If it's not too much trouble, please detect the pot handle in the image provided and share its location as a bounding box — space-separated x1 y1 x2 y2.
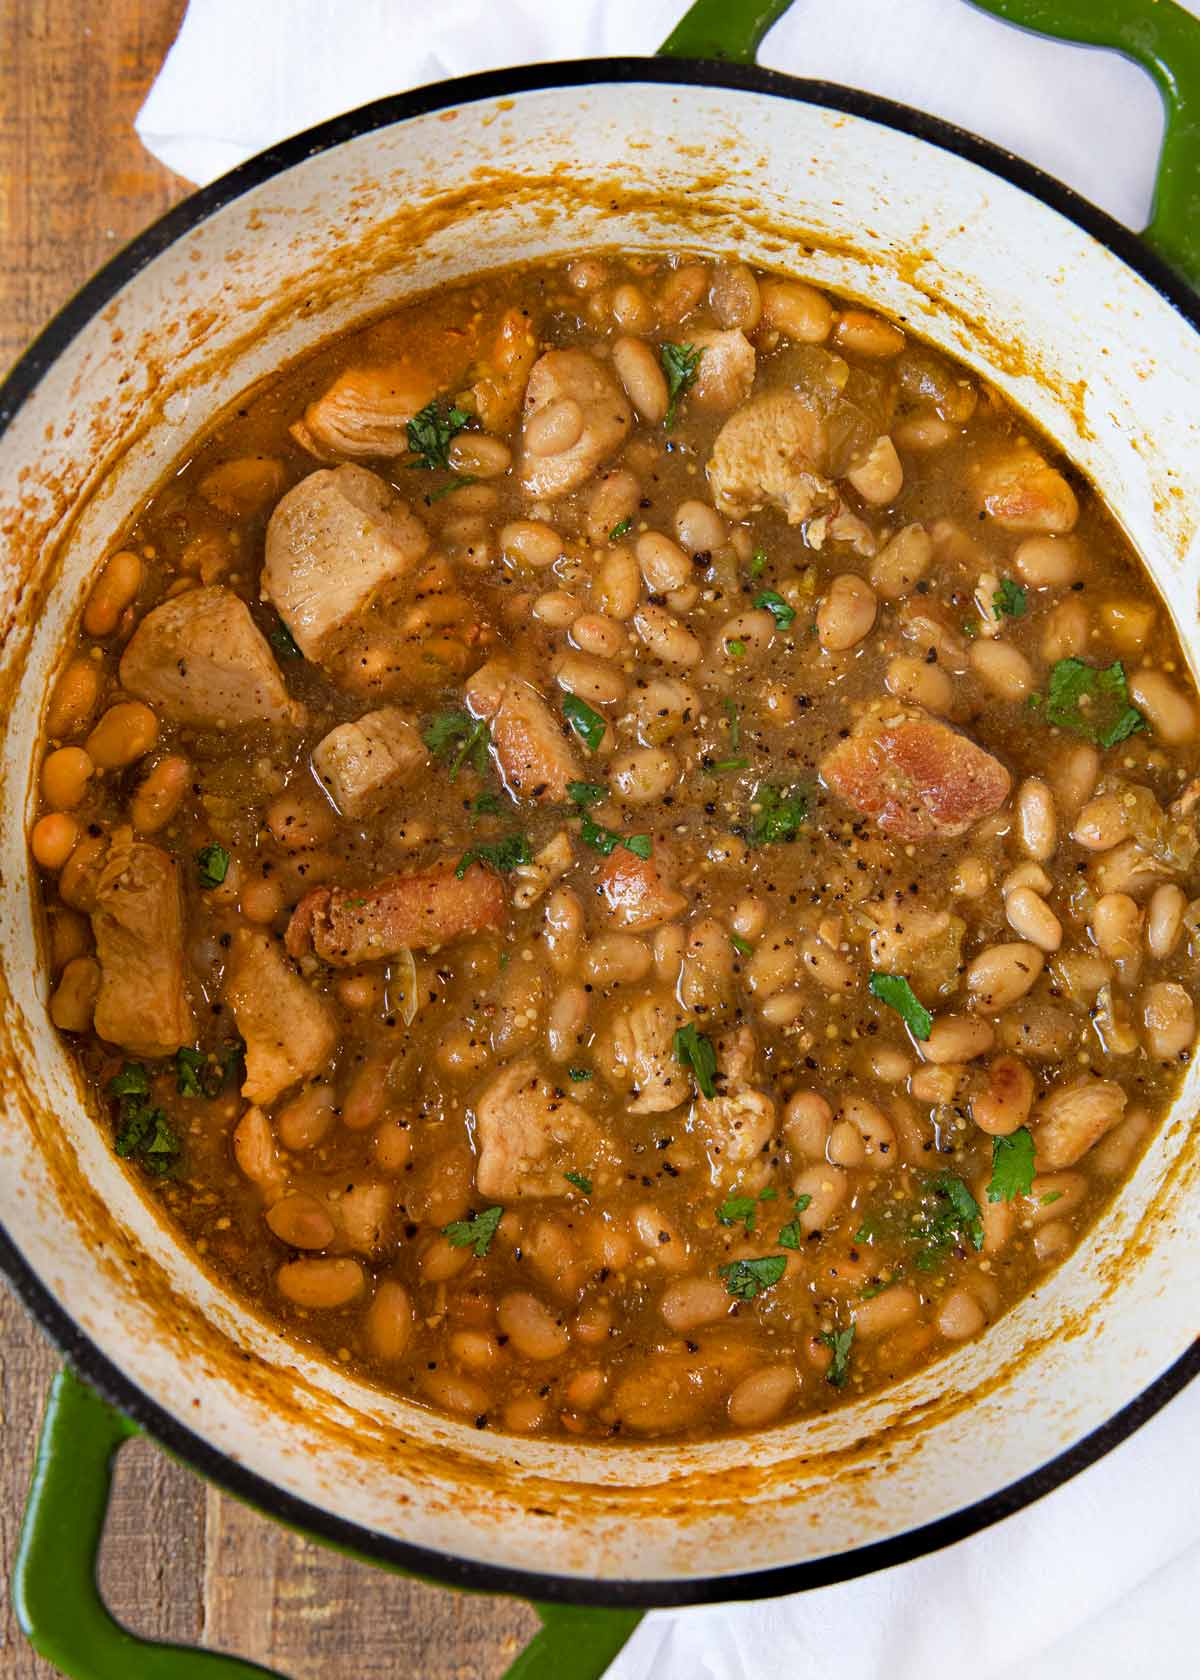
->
13 1366 280 1679
659 0 1200 291
15 1367 643 1680
966 0 1200 289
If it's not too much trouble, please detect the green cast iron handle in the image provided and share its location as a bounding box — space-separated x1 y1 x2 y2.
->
661 0 1200 292
14 1369 642 1680
14 4 1200 1678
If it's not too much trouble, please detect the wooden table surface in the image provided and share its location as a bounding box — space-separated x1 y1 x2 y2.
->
0 4 539 1673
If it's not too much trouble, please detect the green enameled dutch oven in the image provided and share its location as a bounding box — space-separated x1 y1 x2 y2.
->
1 1 1198 1675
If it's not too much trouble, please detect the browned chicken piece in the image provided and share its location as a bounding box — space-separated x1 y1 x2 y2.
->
821 702 1012 843
974 443 1078 533
224 927 337 1107
899 596 971 674
517 349 632 499
706 388 836 524
596 848 688 930
474 1058 615 1198
689 329 756 411
291 365 440 460
1033 1077 1126 1171
262 465 430 661
90 831 193 1058
470 307 539 434
287 860 505 966
689 1025 775 1188
197 455 287 516
119 586 303 731
311 706 428 818
463 658 580 802
860 897 966 996
593 991 689 1114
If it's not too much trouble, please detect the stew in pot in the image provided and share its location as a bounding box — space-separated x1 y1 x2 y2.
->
32 252 1199 1438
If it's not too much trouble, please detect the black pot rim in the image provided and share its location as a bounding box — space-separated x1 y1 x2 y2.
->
1 54 1197 1613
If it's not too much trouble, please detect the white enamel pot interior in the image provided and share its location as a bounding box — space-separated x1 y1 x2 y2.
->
0 64 1198 1604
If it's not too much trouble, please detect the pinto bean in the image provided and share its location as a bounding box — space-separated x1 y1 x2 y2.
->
727 1365 798 1428
660 1277 730 1332
276 1257 364 1309
498 1292 569 1360
365 1281 413 1361
46 656 101 738
83 550 142 637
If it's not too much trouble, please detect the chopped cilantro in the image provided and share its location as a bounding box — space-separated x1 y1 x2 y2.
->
988 1126 1036 1203
673 1023 718 1099
753 590 796 631
471 791 502 818
962 618 979 638
720 1255 787 1301
109 1062 179 1178
1041 1190 1064 1206
195 843 229 889
175 1042 243 1099
444 1205 504 1257
747 782 812 847
819 1324 855 1389
716 1188 776 1234
422 710 490 781
1045 658 1146 748
660 341 702 427
566 781 608 808
867 972 933 1041
723 696 742 751
993 578 1027 619
564 1170 593 1195
268 620 302 659
562 692 606 753
567 1067 592 1082
579 814 652 860
856 1174 983 1272
427 473 481 503
778 1193 813 1250
725 638 747 659
749 546 768 579
608 516 633 541
456 834 531 878
175 1047 206 1098
108 1063 149 1100
730 932 753 957
703 756 750 775
406 400 470 470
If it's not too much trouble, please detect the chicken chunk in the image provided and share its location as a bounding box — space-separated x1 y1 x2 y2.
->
511 830 573 911
860 897 966 996
90 831 193 1058
119 586 303 731
518 350 632 499
596 848 688 931
974 443 1078 534
1034 1077 1126 1171
290 365 439 460
706 388 836 525
821 703 1011 843
287 860 505 966
224 928 337 1107
463 659 580 802
688 1026 775 1189
262 465 430 661
690 329 756 411
473 1058 614 1199
593 991 689 1114
311 707 428 818
471 307 539 434
197 455 287 517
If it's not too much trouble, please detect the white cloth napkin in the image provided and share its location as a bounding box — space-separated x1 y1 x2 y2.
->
134 3 1200 1675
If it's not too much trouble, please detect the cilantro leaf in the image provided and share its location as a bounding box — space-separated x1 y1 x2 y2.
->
567 1067 592 1081
749 546 768 579
195 843 229 889
660 341 702 427
716 1194 760 1233
723 696 742 751
456 835 530 878
564 1170 593 1195
993 578 1027 620
471 791 501 818
567 781 608 808
175 1047 206 1098
753 590 796 631
778 1193 813 1250
856 1174 982 1273
268 619 302 659
108 1063 149 1100
725 638 746 659
868 972 933 1041
444 1205 504 1257
423 710 491 780
1046 658 1146 748
730 932 752 957
747 783 813 848
988 1126 1036 1203
673 1023 718 1099
719 1255 787 1301
608 516 633 541
819 1324 855 1389
426 474 480 503
579 814 652 860
109 1063 180 1178
406 401 470 470
562 692 606 753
